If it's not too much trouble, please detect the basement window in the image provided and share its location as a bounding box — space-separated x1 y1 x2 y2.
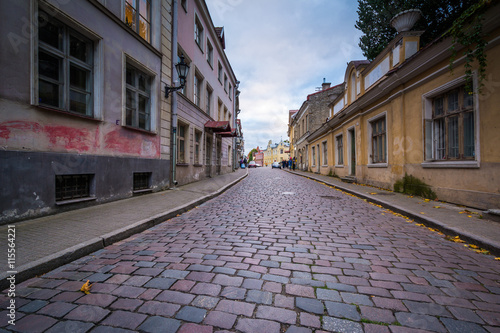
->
133 172 151 192
55 174 94 203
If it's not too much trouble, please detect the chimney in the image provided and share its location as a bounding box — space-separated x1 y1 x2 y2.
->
322 78 331 90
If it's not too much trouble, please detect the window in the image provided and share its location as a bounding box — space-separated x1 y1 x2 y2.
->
55 174 93 202
133 172 151 191
194 73 202 107
224 74 228 92
181 0 187 12
194 130 201 164
124 0 151 42
229 84 232 100
280 149 283 154
336 135 344 165
206 86 212 115
218 62 222 83
38 10 94 116
207 39 213 67
370 116 386 164
194 16 204 49
312 146 316 166
228 146 232 166
322 141 328 165
224 107 228 121
126 63 151 131
431 86 474 160
218 100 223 121
178 123 187 163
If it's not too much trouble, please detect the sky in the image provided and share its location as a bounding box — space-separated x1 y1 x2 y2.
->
205 0 366 155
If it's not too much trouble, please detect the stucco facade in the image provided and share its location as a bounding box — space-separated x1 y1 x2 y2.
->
306 5 500 209
263 140 290 166
0 0 171 223
174 0 238 185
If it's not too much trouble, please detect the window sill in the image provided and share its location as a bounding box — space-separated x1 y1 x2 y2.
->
421 161 479 169
368 163 388 168
335 165 344 168
55 196 96 206
36 105 101 122
122 125 157 135
133 189 152 195
176 163 189 167
193 164 203 167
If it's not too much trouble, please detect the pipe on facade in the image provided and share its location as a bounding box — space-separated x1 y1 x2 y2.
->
171 0 179 187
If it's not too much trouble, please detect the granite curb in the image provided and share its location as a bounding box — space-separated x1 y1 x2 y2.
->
0 169 248 291
286 170 500 256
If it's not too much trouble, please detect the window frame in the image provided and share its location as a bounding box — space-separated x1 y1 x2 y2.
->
177 122 188 164
311 146 316 167
335 134 344 166
206 39 213 68
124 60 153 131
206 84 213 115
194 15 204 51
194 129 202 165
124 0 151 43
36 9 97 118
194 71 203 108
422 77 480 169
322 141 328 166
367 112 388 167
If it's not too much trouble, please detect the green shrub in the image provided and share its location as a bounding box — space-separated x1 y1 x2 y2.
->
394 173 437 200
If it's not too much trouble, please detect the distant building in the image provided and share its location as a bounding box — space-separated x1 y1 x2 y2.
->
263 140 290 166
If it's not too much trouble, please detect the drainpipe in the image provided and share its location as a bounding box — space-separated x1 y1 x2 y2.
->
171 0 179 187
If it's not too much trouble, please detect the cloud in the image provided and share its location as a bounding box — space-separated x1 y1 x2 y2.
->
206 0 365 154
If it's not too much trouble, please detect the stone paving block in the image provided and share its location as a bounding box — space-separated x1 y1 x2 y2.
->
402 300 451 318
156 290 195 305
18 300 48 313
296 297 324 315
186 271 216 282
64 305 110 322
246 290 273 304
76 293 117 307
441 317 488 333
324 301 360 321
391 291 433 303
187 264 214 272
45 320 94 333
38 301 77 318
101 310 147 330
192 295 220 309
340 292 374 306
256 305 296 324
274 294 295 309
362 323 391 333
322 316 363 333
122 275 152 287
448 306 485 324
220 287 246 300
110 285 146 298
316 288 341 302
203 310 237 329
262 274 289 284
161 269 190 279
286 284 315 298
50 291 84 303
178 323 213 333
477 310 500 326
325 282 357 292
299 312 321 328
395 312 446 332
7 314 57 333
175 306 207 323
109 298 143 311
191 283 221 296
170 279 196 292
285 326 312 333
237 270 261 279
213 274 243 287
137 301 180 316
143 277 176 290
241 278 263 290
215 300 255 316
137 316 181 333
87 273 112 282
359 305 396 324
26 289 61 300
260 260 280 268
290 278 325 288
235 318 281 333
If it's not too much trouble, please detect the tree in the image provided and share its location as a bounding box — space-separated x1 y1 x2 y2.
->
355 0 478 61
247 148 257 162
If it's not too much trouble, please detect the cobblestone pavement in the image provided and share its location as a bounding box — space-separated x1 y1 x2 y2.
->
2 168 500 332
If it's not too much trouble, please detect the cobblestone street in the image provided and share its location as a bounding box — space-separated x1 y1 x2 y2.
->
2 168 500 332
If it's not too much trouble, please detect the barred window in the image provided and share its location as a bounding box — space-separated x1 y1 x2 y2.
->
55 174 92 201
133 172 151 191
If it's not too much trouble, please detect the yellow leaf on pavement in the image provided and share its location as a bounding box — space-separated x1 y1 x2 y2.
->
80 280 92 294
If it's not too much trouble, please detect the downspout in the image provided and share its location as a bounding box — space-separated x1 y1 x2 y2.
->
171 0 179 187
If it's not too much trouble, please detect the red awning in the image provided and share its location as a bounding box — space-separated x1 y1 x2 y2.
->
205 121 231 132
218 128 238 137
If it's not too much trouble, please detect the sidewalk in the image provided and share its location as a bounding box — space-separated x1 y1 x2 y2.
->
286 169 500 256
0 168 248 290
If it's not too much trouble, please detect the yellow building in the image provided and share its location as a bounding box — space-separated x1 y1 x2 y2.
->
263 140 290 166
305 5 500 209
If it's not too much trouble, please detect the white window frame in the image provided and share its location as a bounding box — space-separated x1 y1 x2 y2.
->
194 129 202 165
421 75 480 169
194 14 204 51
123 55 157 132
367 112 388 167
311 146 316 167
206 39 213 68
178 122 188 164
33 5 103 119
194 70 203 108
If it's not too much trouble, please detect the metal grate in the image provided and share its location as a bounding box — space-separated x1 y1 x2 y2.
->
133 172 151 191
55 174 92 201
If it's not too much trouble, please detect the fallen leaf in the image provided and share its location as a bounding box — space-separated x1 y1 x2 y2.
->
433 206 441 209
80 280 92 294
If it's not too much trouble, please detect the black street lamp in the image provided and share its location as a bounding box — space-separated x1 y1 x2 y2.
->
165 55 190 98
